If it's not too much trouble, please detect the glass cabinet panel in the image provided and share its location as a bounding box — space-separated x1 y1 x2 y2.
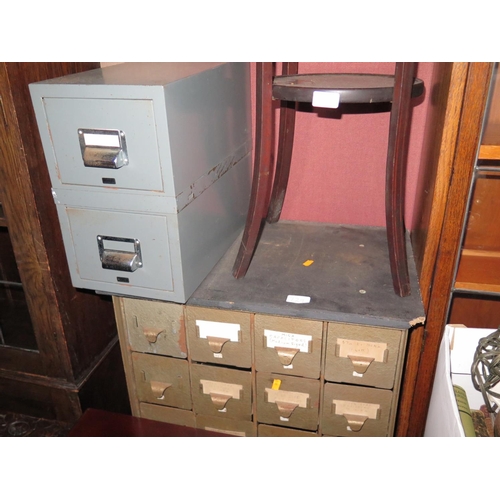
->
455 63 500 294
0 203 38 351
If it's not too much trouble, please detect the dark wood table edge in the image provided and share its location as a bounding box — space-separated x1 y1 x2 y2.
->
68 408 233 437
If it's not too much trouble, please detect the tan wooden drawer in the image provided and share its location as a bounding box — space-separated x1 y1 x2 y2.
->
254 314 323 378
132 352 192 410
123 297 187 358
186 306 251 368
256 372 320 431
139 403 196 427
196 415 256 436
190 364 252 421
257 424 318 437
321 382 394 437
324 322 406 389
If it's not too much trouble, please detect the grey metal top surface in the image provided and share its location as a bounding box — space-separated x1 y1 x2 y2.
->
188 221 426 330
32 62 225 87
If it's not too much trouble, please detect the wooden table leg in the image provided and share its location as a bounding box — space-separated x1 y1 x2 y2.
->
385 62 415 297
267 62 298 223
233 62 274 278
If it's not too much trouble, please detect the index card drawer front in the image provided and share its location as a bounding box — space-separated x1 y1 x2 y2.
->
190 364 252 421
132 353 192 410
321 382 394 437
139 403 196 428
185 307 252 368
123 298 186 358
256 372 321 431
324 323 405 389
42 97 164 192
196 415 256 437
257 424 319 437
254 314 323 378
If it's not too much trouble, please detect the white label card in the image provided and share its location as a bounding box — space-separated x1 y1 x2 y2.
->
196 320 240 342
312 91 340 109
286 295 311 304
264 330 312 353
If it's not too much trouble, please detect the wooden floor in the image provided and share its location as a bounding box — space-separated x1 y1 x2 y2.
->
0 411 73 437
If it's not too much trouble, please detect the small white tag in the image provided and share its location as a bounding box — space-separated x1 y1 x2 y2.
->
213 353 223 358
283 364 294 370
218 408 227 413
280 417 289 422
312 91 340 109
286 295 311 304
353 371 363 378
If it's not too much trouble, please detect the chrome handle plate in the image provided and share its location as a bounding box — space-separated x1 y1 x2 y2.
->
78 128 129 169
97 235 143 272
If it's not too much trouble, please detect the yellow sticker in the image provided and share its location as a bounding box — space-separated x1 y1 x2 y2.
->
272 379 281 390
302 260 314 267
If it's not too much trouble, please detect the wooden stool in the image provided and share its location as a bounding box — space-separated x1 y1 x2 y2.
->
232 62 424 297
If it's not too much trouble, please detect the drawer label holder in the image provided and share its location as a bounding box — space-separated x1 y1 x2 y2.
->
336 338 388 374
331 399 381 432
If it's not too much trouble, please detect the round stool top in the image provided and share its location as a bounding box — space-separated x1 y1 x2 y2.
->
273 73 424 103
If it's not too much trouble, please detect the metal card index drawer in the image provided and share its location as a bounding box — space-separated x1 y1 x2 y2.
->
29 63 252 303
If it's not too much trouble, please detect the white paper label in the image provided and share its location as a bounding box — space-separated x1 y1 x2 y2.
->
280 417 289 422
312 91 340 109
283 364 294 369
83 132 120 147
196 320 240 342
286 295 311 304
213 353 223 358
264 330 312 353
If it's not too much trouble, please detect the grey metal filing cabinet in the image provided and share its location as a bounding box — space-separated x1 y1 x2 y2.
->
29 62 252 303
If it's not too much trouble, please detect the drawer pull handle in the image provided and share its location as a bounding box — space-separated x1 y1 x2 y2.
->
143 328 164 343
275 401 299 419
275 347 300 366
78 128 129 169
347 355 375 374
206 336 230 353
343 414 369 432
209 392 232 411
150 381 172 399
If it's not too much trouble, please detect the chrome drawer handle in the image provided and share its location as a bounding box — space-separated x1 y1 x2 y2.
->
97 235 143 272
78 128 129 169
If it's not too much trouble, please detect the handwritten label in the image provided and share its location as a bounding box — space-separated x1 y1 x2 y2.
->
332 399 380 419
337 338 387 362
265 330 312 353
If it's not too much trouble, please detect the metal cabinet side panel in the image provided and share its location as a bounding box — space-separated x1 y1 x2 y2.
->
177 151 252 300
164 62 252 198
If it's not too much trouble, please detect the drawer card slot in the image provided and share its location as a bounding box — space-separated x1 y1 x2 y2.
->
265 388 309 418
332 399 381 432
200 380 243 411
336 338 388 374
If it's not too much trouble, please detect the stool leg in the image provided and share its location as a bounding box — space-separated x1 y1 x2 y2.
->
386 62 415 297
267 62 299 223
233 62 274 278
